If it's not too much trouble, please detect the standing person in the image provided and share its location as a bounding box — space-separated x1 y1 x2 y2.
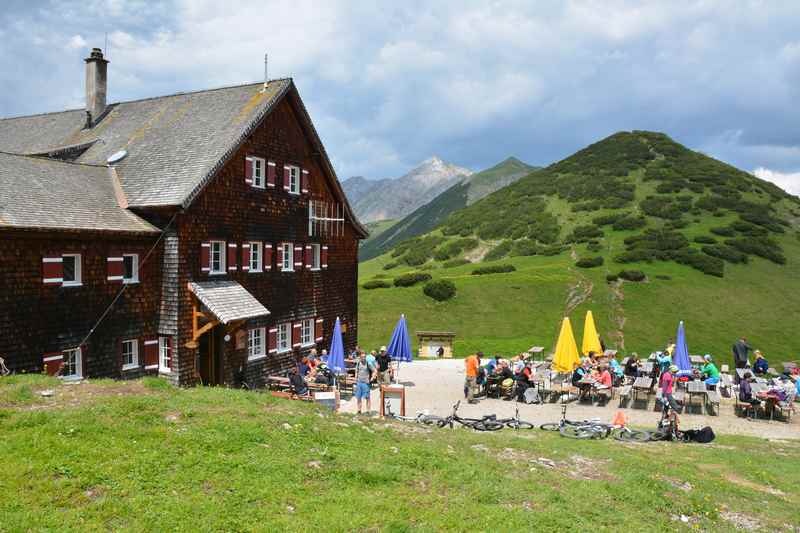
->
699 355 720 388
376 349 392 384
660 364 681 413
436 346 444 358
367 349 378 368
464 352 482 404
354 351 377 415
732 337 752 370
665 339 675 357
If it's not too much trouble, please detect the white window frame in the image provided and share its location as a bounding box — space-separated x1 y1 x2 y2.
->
210 241 226 275
122 254 139 284
249 241 262 273
276 323 291 353
310 244 321 271
121 339 139 370
62 254 82 287
252 157 266 189
287 165 300 195
281 242 293 272
62 347 82 380
300 318 314 346
248 328 266 361
159 337 171 374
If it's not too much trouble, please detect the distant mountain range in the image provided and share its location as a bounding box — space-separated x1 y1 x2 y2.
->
359 157 537 260
342 156 472 224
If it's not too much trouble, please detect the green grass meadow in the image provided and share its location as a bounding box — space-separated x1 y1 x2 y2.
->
1 376 798 531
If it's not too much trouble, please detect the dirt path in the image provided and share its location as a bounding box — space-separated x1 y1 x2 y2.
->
608 279 626 350
342 359 800 440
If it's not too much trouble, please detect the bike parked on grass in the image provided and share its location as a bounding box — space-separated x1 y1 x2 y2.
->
539 404 610 439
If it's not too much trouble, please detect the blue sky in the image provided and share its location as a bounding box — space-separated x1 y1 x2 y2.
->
1 1 799 194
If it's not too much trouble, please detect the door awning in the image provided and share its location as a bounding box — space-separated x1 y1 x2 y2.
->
188 281 270 324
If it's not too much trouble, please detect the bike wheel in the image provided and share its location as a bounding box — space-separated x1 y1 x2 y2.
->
649 430 667 441
420 415 444 426
472 420 505 431
539 422 561 431
612 428 650 442
506 420 535 430
588 424 612 439
559 425 594 439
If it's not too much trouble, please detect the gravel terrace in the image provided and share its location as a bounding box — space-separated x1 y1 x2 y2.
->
340 359 800 440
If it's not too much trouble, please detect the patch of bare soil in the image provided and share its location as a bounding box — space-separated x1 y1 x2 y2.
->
464 243 490 263
719 510 763 531
564 276 593 317
528 454 617 481
608 279 626 351
18 380 152 411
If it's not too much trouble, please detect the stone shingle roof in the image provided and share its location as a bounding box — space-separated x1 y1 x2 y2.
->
189 280 270 324
0 151 159 233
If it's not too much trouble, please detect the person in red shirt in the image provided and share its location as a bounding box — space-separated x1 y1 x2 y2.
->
659 364 681 412
594 364 613 405
464 352 482 404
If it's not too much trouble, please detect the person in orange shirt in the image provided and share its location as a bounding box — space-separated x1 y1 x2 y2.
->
464 352 482 404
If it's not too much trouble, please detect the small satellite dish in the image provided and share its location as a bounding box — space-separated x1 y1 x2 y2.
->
107 150 128 165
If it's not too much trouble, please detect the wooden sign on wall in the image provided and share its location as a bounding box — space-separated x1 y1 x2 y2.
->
235 329 247 350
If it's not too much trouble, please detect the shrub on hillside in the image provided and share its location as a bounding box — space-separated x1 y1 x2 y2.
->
730 220 768 237
511 239 538 257
606 273 619 283
665 218 689 229
423 279 457 302
673 249 725 277
612 216 647 231
393 272 432 287
586 241 603 252
567 224 604 242
540 244 566 256
693 235 716 244
592 212 626 226
443 258 470 268
484 240 513 261
701 244 748 264
575 256 604 268
472 264 516 275
725 237 786 265
618 270 646 282
382 262 399 270
363 280 391 290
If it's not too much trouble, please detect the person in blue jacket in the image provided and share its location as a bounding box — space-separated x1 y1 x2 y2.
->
752 350 769 376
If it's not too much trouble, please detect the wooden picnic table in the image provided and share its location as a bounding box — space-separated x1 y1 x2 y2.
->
632 376 652 402
686 380 707 411
640 361 654 374
267 375 291 389
690 355 704 365
782 362 797 372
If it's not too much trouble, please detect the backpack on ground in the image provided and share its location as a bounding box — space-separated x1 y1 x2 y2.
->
683 426 715 443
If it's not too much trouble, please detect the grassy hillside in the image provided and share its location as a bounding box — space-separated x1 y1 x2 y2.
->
358 132 800 366
3 375 799 531
359 157 536 261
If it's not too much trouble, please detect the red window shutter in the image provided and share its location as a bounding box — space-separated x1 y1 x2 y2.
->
267 161 276 187
144 338 159 372
301 169 309 194
292 322 302 348
241 243 251 271
293 245 303 270
276 243 283 270
227 243 238 272
283 166 291 190
201 242 211 274
245 156 253 185
107 256 124 282
321 245 329 269
304 245 312 269
264 244 273 271
42 256 63 284
268 327 278 354
43 352 63 376
315 318 324 343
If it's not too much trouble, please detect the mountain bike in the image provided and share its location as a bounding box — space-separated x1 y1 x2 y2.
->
610 425 650 442
438 401 505 431
650 402 682 441
540 404 609 439
493 407 536 430
383 400 444 426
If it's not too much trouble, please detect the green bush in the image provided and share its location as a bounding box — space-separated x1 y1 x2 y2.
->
575 256 604 268
725 237 786 264
710 226 735 237
586 241 603 252
567 224 604 242
484 240 513 261
511 239 538 257
539 245 566 256
701 244 748 264
472 264 516 275
443 258 470 268
606 273 619 282
618 270 646 282
612 216 647 231
673 249 725 277
382 262 399 270
693 235 716 244
423 279 457 301
393 272 432 287
363 280 391 290
592 212 626 226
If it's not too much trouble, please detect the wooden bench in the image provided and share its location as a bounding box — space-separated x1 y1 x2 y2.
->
706 389 721 415
774 401 795 422
720 364 729 374
618 385 632 406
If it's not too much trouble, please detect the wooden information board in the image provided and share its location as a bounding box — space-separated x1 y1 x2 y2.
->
380 385 406 417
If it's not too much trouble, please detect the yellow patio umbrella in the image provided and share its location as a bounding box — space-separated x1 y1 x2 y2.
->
581 310 603 356
552 317 581 373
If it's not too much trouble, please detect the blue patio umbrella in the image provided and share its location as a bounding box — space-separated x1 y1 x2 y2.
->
386 314 412 381
674 320 692 375
327 316 345 375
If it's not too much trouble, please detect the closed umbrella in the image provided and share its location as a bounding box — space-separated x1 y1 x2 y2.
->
552 317 581 374
581 310 603 356
387 314 412 381
327 316 345 377
673 320 691 375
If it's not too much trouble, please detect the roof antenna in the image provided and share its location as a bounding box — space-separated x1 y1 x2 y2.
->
263 53 268 90
105 32 108 57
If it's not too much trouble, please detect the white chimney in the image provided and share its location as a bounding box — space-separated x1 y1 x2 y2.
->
85 47 109 126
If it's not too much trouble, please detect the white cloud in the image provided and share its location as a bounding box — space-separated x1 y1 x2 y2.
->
67 34 87 50
753 167 800 196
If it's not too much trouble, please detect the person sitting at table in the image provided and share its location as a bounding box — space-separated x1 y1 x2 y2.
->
571 358 593 401
659 364 681 412
298 357 311 377
514 361 534 402
314 363 334 386
320 349 328 365
752 351 769 376
594 364 613 405
699 355 721 388
738 372 762 414
288 367 309 397
609 357 624 386
624 354 641 378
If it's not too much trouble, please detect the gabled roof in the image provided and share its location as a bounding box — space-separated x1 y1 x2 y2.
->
0 79 367 237
0 151 159 234
189 281 270 324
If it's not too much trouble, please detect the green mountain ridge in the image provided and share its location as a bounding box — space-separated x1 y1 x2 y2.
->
359 156 537 261
358 131 800 364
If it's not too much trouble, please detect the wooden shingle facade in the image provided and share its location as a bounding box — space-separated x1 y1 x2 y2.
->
0 49 366 386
